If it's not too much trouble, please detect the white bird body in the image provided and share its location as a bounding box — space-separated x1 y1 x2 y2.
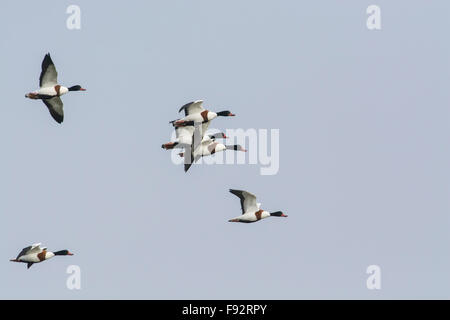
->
181 133 246 172
174 125 198 148
18 251 55 263
228 189 287 223
37 85 69 97
171 100 234 129
193 138 226 158
10 243 73 269
163 100 235 172
180 110 217 123
229 210 270 223
162 102 213 150
162 127 226 151
25 53 85 124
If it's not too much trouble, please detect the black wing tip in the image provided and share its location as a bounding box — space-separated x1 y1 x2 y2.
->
40 53 55 86
50 111 64 124
42 53 54 69
49 112 63 123
229 189 246 201
42 53 53 63
43 101 64 123
178 101 195 114
52 113 64 123
184 155 194 172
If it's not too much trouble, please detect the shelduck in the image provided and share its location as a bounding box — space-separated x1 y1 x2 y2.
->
163 100 231 150
162 128 227 150
170 100 234 129
10 243 73 269
228 189 287 223
25 53 86 123
163 100 238 172
181 135 246 172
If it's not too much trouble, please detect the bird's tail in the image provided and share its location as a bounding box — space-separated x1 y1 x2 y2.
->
25 92 39 99
170 119 196 128
161 142 177 150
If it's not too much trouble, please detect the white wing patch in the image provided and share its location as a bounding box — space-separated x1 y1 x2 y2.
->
179 100 204 116
229 189 260 214
29 243 44 254
39 54 58 88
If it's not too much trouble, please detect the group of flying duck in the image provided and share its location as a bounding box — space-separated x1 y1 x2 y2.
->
10 53 287 269
161 100 245 172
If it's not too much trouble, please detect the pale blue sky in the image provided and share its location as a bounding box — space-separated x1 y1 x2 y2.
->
0 0 449 299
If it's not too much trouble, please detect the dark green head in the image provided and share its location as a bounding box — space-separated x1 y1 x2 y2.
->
68 85 86 91
270 211 287 217
53 250 74 256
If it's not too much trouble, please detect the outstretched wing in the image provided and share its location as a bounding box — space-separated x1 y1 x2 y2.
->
229 189 259 214
183 123 203 172
184 158 193 173
175 125 195 147
183 149 201 172
178 100 204 116
39 53 58 88
16 243 42 259
201 120 211 139
42 97 64 123
191 122 204 151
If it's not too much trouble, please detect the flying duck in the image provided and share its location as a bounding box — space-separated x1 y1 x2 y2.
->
228 189 287 223
170 100 235 129
25 53 86 123
10 243 73 269
180 136 246 172
162 130 227 150
174 122 245 172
